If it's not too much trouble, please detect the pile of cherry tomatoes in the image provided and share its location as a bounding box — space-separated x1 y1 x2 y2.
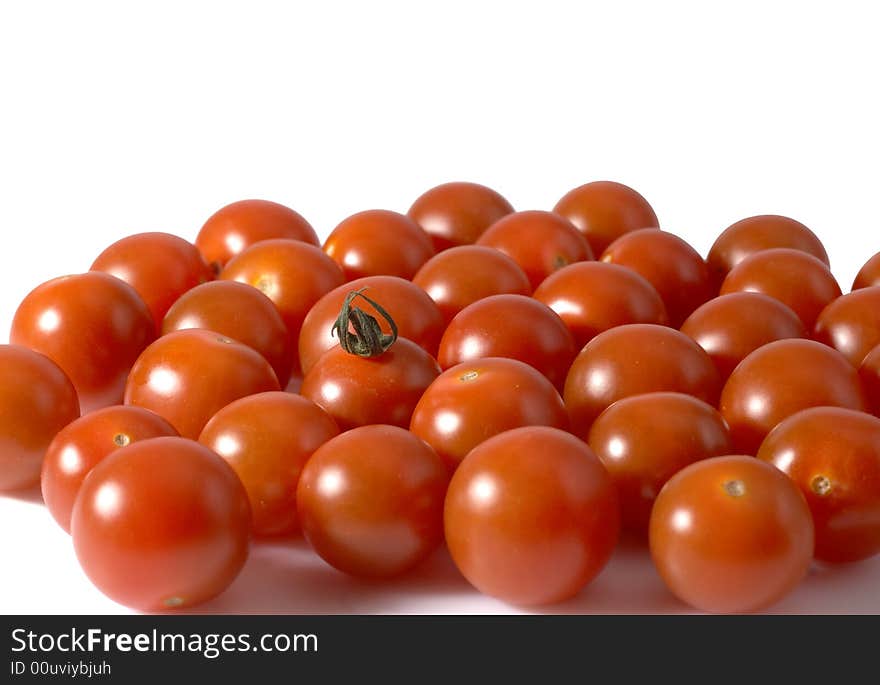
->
2 180 880 614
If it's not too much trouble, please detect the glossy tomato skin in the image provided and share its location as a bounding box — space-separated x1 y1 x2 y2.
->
707 215 829 291
162 280 293 385
91 232 213 330
563 324 721 439
323 209 435 281
71 437 251 611
720 339 866 454
588 393 732 534
410 357 569 471
124 329 280 439
437 294 576 391
412 246 531 325
813 287 880 367
11 272 155 413
553 180 659 256
859 345 880 416
757 407 880 563
720 248 841 329
601 229 712 327
296 425 448 578
298 276 444 375
445 426 619 606
533 261 668 349
42 406 177 533
476 210 594 289
649 456 814 613
680 292 806 381
407 181 514 252
195 199 319 271
300 338 440 431
0 345 79 491
199 392 339 536
853 252 880 290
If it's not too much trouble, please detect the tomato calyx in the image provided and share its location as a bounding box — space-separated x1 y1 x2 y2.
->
331 288 399 358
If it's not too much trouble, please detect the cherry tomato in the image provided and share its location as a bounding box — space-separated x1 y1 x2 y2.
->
720 339 866 454
553 180 659 255
162 280 293 385
588 393 732 534
649 455 814 613
680 292 806 381
407 181 514 252
412 246 532 325
859 345 880 416
437 294 576 391
721 247 841 329
533 261 668 349
707 215 829 291
41 406 177 533
758 407 880 563
11 272 155 413
72 436 250 611
476 210 594 289
445 426 619 605
0 345 79 491
296 425 448 578
301 338 440 431
563 324 721 439
298 275 444 375
199 392 339 537
601 229 712 327
90 232 213 330
410 357 568 471
124 329 280 439
323 209 435 281
853 252 880 290
195 199 319 271
813 286 880 367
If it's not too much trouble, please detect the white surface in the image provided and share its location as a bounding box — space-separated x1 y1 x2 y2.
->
1 1 879 614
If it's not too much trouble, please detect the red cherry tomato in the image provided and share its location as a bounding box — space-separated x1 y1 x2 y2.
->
563 324 721 439
853 252 880 290
553 180 659 256
90 232 213 331
601 229 712 327
588 393 732 534
860 345 880 416
323 209 435 281
11 272 155 413
41 406 177 533
813 287 880 367
407 181 514 252
0 345 79 491
199 392 339 537
72 437 251 611
445 426 619 606
533 261 668 349
298 275 444 375
195 199 319 271
649 456 814 613
296 425 448 578
707 214 829 290
437 294 576 390
720 248 841 329
412 246 532 325
124 329 280 439
301 338 440 431
680 292 806 381
162 280 293 385
410 357 569 471
476 210 594 289
758 407 880 563
720 339 866 454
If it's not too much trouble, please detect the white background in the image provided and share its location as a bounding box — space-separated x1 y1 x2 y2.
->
1 1 879 614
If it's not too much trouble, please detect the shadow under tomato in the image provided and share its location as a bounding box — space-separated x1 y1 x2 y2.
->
1 484 45 506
